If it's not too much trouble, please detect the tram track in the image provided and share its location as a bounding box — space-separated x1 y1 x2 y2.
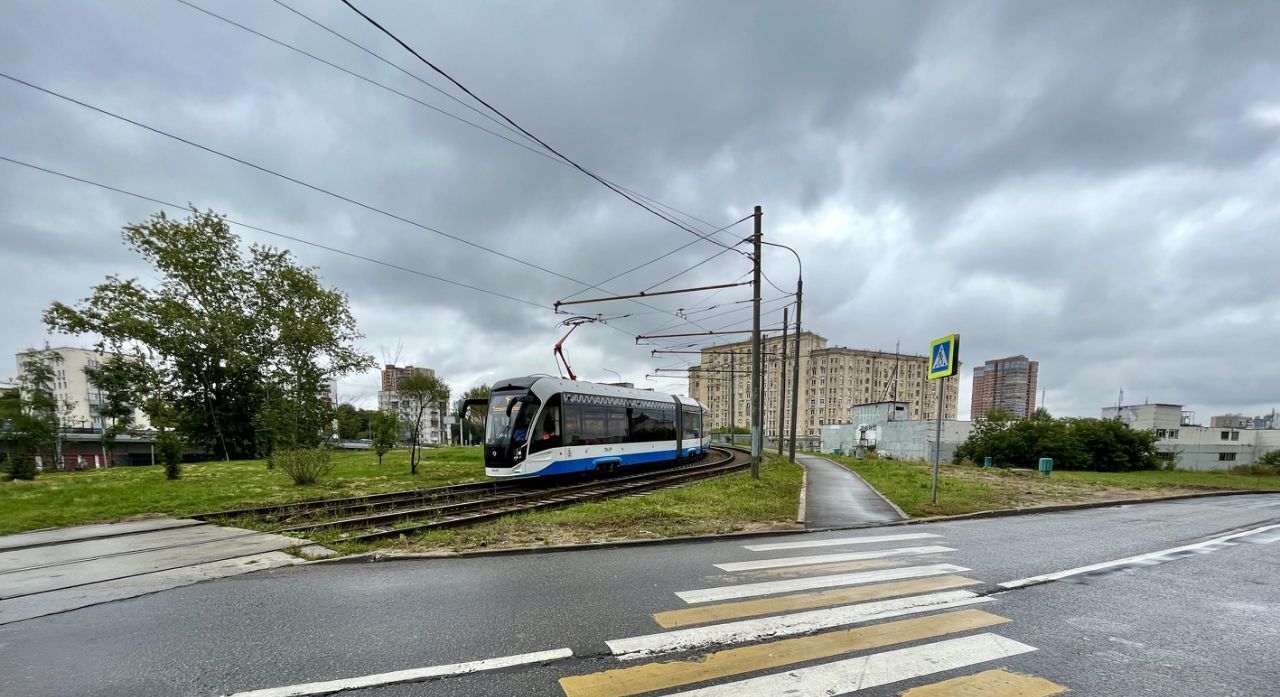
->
195 447 748 544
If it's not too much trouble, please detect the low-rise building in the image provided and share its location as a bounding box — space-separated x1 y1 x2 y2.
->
822 400 972 462
1102 403 1280 470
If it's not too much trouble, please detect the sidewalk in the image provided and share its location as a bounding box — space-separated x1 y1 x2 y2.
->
797 455 905 528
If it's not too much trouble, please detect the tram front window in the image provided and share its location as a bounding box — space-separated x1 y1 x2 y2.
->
485 393 540 454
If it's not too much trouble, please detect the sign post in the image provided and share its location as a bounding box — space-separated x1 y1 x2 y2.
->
927 333 960 504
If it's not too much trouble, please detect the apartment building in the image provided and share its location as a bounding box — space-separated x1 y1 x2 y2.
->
687 332 959 439
970 355 1039 419
14 347 150 432
1102 403 1280 470
377 364 443 445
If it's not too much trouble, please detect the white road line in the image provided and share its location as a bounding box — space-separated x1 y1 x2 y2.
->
999 522 1280 589
744 532 940 552
607 590 987 660
678 563 970 604
715 545 955 572
218 648 574 697
664 632 1036 696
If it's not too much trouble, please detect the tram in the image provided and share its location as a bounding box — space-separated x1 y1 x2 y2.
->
460 376 710 478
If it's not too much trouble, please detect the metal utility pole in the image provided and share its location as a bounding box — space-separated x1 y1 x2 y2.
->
789 277 803 462
750 205 763 478
778 308 788 457
932 376 944 504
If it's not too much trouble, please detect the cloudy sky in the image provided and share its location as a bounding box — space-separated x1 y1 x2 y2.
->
2 0 1278 420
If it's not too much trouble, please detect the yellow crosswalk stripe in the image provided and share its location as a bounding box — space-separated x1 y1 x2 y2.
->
559 608 1010 697
653 574 980 628
703 558 904 583
899 668 1067 696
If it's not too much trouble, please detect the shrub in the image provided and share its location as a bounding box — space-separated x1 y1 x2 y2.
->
272 447 333 485
157 431 184 480
6 453 38 481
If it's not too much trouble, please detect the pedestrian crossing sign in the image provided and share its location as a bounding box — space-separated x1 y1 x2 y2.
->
928 333 959 380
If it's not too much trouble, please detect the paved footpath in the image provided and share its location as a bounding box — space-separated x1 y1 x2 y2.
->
3 493 1277 696
797 455 904 527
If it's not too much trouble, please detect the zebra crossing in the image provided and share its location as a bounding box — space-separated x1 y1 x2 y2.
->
561 531 1068 696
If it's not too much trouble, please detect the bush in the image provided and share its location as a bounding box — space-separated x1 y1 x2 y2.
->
954 410 1158 472
1232 451 1280 476
6 453 38 481
271 447 333 485
157 432 184 480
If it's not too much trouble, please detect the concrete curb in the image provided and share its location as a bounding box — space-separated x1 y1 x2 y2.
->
305 488 1277 564
796 469 807 524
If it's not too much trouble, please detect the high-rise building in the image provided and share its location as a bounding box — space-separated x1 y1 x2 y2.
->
970 355 1039 419
687 332 959 441
377 364 443 445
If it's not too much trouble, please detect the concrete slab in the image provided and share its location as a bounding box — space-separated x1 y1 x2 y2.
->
797 455 905 528
0 518 202 552
0 525 301 600
0 523 269 573
0 551 299 625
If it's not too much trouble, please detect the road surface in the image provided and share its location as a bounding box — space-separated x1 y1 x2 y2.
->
1 493 1277 696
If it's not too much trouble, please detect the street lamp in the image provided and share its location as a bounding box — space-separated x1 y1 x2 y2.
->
602 368 622 384
761 241 802 463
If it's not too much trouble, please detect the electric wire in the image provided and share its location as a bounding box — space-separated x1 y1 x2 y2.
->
0 72 696 325
0 155 548 310
339 0 744 253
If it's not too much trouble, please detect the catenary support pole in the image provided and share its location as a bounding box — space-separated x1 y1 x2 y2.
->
788 277 803 463
778 307 788 457
931 376 944 503
750 205 763 478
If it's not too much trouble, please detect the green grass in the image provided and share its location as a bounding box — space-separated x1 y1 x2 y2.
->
366 454 805 553
822 454 1280 518
0 448 485 536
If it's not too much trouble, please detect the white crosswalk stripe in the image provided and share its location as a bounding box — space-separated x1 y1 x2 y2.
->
677 563 970 603
714 545 955 571
606 590 988 660
742 532 941 552
662 633 1037 696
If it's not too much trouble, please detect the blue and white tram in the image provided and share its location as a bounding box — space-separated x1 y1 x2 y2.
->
463 376 711 479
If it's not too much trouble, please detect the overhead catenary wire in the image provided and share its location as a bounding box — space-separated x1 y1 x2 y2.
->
0 72 701 326
338 0 744 254
271 0 742 251
0 155 551 310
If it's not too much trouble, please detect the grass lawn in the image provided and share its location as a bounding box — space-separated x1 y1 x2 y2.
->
366 454 805 554
0 448 485 536
822 454 1280 518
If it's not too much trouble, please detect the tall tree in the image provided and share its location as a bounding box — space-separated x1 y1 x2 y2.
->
83 354 147 467
9 349 67 478
45 209 373 459
455 385 490 445
395 373 450 474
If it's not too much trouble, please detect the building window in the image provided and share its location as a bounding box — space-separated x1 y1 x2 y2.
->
1218 452 1237 462
1230 431 1240 441
1220 431 1230 440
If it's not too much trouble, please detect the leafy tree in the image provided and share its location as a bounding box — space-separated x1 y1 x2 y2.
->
1257 449 1280 472
157 430 184 480
335 403 377 440
454 385 490 445
9 348 74 478
370 410 399 465
955 408 1158 471
45 209 373 459
83 354 148 467
395 373 450 474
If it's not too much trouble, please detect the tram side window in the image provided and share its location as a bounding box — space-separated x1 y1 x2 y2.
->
530 396 562 454
565 404 627 445
683 410 701 440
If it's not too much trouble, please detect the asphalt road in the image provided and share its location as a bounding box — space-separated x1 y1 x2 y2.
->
1 493 1277 697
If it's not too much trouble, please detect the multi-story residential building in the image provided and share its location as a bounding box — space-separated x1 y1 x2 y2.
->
687 332 959 440
1255 411 1279 430
14 347 150 432
377 364 443 445
970 355 1039 420
1102 403 1280 470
